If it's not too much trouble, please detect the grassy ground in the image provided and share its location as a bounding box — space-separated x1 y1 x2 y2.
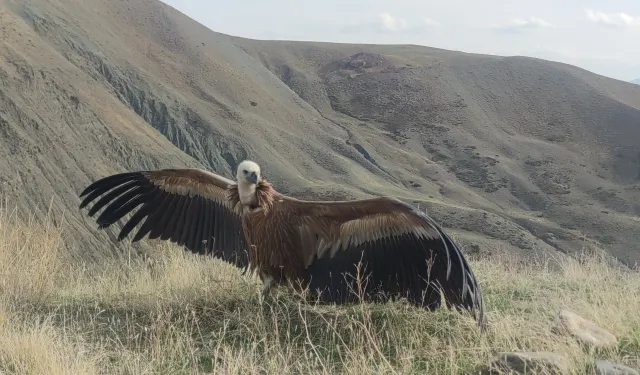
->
0 204 638 375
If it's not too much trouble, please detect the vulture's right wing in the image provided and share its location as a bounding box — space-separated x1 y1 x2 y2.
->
78 168 249 269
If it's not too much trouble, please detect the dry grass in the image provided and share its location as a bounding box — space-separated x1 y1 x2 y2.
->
0 202 638 375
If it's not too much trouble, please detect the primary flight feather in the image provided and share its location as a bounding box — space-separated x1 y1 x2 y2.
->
79 160 487 330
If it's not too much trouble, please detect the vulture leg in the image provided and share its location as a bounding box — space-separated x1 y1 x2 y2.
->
260 272 275 298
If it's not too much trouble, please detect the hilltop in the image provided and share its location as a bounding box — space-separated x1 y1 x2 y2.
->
1 0 640 267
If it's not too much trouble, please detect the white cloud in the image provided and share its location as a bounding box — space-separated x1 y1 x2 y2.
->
378 13 408 31
585 9 640 27
492 16 555 33
340 12 439 35
511 17 554 28
421 17 440 27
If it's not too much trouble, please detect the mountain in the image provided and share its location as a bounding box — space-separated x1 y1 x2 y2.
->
632 78 640 84
1 0 640 267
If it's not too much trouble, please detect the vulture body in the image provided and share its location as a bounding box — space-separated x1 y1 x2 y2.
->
79 160 487 329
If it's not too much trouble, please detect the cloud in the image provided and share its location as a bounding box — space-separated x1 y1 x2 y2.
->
378 13 408 31
340 12 439 35
491 17 555 33
420 17 440 28
585 9 640 27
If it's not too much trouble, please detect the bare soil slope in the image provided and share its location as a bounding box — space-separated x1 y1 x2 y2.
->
1 0 640 266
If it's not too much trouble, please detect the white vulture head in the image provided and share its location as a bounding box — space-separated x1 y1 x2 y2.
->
236 160 261 185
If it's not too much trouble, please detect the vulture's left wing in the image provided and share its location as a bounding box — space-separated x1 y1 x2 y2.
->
78 168 249 269
286 195 486 328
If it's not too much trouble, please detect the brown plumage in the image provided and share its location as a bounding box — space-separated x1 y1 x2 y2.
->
79 160 487 330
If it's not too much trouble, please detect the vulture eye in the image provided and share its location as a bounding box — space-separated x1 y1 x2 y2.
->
243 170 248 174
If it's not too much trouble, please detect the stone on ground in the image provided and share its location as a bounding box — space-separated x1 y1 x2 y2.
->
552 309 617 349
594 360 639 375
485 351 569 374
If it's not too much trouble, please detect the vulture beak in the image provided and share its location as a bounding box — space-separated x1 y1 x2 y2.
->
248 172 258 184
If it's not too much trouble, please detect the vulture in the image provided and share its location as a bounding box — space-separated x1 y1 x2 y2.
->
79 160 487 329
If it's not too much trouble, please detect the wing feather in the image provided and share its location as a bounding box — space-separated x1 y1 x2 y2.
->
79 168 249 269
285 196 486 329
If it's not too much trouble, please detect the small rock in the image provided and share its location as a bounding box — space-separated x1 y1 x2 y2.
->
594 360 639 375
485 351 569 374
552 310 617 349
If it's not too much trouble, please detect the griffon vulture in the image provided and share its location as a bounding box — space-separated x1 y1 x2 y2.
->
79 160 486 329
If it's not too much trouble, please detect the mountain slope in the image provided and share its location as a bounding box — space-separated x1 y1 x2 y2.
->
1 0 640 266
231 40 640 264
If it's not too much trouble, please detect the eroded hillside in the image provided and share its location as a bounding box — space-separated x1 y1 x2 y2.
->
1 0 639 266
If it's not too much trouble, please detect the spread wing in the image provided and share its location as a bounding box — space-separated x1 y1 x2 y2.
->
286 196 486 329
78 168 249 269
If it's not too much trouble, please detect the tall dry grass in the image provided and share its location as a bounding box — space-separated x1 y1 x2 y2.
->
0 201 638 374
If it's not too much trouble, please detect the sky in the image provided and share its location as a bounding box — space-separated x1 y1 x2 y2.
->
159 0 640 82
